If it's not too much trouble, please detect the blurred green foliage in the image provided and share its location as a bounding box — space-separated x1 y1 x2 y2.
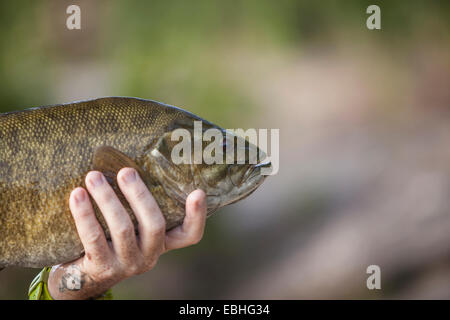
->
1 1 449 118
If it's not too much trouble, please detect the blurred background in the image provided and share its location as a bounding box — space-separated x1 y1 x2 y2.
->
1 0 450 299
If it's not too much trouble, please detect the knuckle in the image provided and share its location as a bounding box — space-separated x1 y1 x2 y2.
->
115 225 134 239
187 233 202 246
98 189 115 203
125 260 145 276
127 265 141 276
144 257 158 270
134 187 147 201
84 228 104 246
148 221 166 237
74 207 92 220
84 251 98 263
96 266 117 281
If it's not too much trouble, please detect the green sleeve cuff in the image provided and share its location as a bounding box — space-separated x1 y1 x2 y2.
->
29 267 53 300
28 267 113 300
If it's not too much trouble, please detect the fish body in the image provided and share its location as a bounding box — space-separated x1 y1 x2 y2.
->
0 97 267 268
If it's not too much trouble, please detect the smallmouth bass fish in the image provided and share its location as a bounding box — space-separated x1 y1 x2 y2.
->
0 97 269 268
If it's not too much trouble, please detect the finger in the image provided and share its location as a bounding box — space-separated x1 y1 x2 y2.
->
117 168 166 260
85 171 140 263
69 187 110 264
165 189 207 251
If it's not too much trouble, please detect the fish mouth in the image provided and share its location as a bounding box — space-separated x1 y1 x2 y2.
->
248 160 272 181
233 160 271 187
247 163 269 191
224 160 271 206
225 168 268 206
254 160 271 170
232 160 271 200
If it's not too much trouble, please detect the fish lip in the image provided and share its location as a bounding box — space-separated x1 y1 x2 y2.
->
249 160 271 179
224 171 266 206
228 160 271 188
254 160 271 169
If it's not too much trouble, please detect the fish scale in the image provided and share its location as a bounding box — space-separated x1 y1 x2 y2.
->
0 97 268 268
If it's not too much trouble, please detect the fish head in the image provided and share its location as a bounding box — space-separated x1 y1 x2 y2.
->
193 130 271 212
141 119 270 215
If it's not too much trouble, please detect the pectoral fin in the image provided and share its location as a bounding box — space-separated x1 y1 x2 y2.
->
92 146 155 236
92 146 151 186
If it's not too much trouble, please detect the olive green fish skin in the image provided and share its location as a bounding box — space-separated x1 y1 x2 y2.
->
0 97 191 268
0 97 266 268
0 97 267 268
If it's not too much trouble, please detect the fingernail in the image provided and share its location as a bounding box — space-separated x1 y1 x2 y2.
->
193 191 206 210
89 172 104 187
74 190 85 203
123 169 136 184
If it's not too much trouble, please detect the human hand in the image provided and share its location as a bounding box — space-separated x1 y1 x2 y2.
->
47 168 207 299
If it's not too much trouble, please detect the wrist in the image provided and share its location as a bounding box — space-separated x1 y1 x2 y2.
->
47 264 114 300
